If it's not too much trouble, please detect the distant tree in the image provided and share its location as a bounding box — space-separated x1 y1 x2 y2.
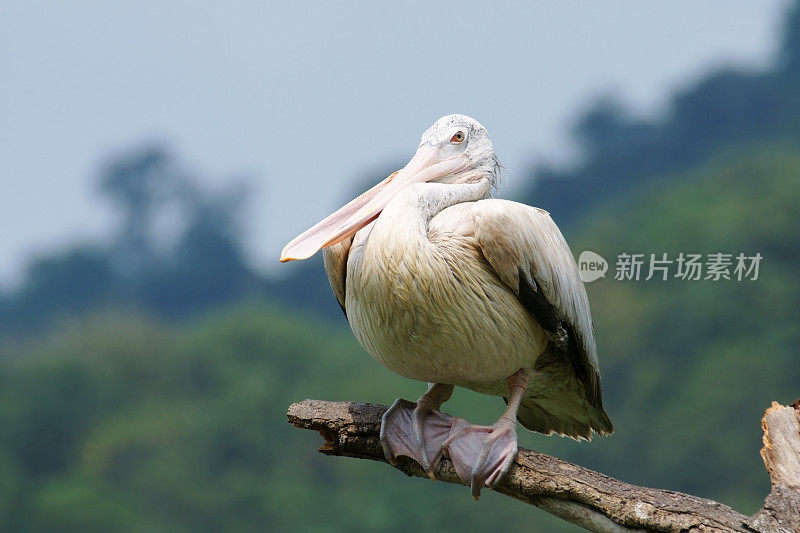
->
779 0 800 76
0 247 116 337
98 146 183 276
139 181 256 317
96 144 261 318
521 0 800 228
0 145 267 338
572 96 651 160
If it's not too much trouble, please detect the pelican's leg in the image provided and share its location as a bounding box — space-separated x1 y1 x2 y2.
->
443 369 529 499
380 383 455 480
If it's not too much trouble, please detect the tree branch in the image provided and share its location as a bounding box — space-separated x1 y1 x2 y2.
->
287 399 800 532
746 402 800 533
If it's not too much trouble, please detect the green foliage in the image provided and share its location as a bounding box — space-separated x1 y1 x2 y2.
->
0 308 571 532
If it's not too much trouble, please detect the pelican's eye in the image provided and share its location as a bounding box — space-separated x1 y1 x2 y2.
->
450 131 465 143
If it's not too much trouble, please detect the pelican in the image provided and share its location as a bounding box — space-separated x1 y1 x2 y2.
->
281 114 612 498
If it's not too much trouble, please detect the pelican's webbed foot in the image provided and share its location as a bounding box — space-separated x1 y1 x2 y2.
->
443 417 518 499
443 369 529 499
380 383 455 479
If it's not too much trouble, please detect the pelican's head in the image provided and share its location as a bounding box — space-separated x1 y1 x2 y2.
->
418 114 500 187
280 114 499 262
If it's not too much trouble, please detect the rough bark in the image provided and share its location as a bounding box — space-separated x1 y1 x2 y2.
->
288 399 800 532
746 402 800 533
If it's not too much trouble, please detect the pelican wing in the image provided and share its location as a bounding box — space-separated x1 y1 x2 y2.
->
472 199 605 411
322 236 353 318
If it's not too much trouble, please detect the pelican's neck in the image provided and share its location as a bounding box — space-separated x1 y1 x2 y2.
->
371 180 490 242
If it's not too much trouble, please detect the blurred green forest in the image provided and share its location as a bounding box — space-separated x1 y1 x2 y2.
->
3 3 800 532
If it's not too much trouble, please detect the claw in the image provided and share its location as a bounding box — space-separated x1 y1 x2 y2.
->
444 417 518 499
380 397 454 479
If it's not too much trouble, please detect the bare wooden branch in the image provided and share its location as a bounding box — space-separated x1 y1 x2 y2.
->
746 401 800 533
288 399 778 532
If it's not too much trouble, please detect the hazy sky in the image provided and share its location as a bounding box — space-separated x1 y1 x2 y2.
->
1 1 792 285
